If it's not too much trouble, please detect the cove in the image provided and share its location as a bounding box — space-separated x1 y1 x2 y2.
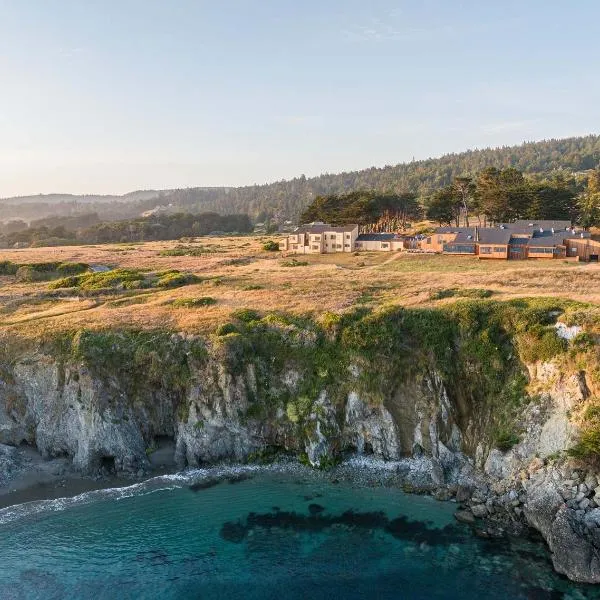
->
0 464 597 600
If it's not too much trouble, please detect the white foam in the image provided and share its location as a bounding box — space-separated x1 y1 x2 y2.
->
0 456 424 526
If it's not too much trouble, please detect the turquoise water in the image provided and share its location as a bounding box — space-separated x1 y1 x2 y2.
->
0 462 597 600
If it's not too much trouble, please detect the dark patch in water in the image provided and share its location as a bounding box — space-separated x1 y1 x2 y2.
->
220 521 247 543
189 478 221 492
226 473 253 485
302 493 323 501
272 506 280 512
308 503 324 515
524 588 565 600
135 549 171 566
219 508 466 546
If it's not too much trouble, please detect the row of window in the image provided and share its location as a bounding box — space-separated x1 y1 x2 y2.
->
529 247 560 254
443 244 476 254
479 246 508 254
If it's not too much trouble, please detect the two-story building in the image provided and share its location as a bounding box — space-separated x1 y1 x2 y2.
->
280 223 359 254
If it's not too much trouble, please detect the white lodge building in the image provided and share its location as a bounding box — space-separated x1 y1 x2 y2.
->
280 223 359 254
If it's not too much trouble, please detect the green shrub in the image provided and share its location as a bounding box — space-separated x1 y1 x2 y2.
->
495 428 520 452
56 262 89 276
49 269 145 290
215 323 239 336
172 297 217 308
232 308 261 323
159 245 218 257
516 325 567 363
156 271 201 288
430 288 493 301
262 240 280 252
0 261 18 275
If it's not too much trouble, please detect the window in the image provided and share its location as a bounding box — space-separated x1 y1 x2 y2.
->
444 244 475 254
382 243 389 248
336 244 342 249
356 242 362 248
312 245 320 250
312 235 321 241
493 247 506 253
330 234 336 239
346 234 350 239
480 247 492 254
426 237 431 244
344 243 350 248
291 245 297 250
530 247 554 254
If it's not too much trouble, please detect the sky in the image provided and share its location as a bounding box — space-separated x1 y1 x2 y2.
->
1 0 599 197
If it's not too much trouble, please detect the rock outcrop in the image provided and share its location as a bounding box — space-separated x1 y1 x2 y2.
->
0 318 598 583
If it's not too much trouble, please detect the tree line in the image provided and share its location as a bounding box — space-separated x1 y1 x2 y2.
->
2 134 600 225
300 166 600 230
424 168 587 226
0 212 253 248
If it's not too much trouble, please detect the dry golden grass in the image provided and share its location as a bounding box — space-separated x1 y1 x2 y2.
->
1 235 599 337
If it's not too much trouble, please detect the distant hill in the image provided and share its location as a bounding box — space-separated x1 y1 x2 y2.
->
2 134 599 223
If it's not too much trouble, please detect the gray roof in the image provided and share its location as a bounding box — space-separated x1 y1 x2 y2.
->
451 231 477 244
527 232 570 247
356 233 398 241
528 230 591 247
434 227 476 235
295 223 357 234
477 229 512 245
512 220 572 231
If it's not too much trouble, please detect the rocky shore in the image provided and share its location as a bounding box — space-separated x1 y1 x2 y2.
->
1 303 599 582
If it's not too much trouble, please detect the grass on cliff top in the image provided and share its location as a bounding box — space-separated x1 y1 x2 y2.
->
1 236 599 334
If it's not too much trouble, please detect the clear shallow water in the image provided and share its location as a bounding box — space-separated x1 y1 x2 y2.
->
0 461 598 600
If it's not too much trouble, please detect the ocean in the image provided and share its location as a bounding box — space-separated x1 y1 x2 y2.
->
0 459 596 600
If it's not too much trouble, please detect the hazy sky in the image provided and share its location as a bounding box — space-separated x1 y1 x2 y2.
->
1 0 599 197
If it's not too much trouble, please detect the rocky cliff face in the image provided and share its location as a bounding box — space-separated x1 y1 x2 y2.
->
0 300 598 582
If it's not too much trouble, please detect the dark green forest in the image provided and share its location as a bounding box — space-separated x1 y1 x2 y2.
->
156 135 600 222
0 212 252 248
2 134 600 225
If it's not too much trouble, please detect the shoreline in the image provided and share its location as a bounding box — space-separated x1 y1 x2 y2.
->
0 442 179 511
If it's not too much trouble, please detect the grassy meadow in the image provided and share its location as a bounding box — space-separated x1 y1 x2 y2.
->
0 235 599 338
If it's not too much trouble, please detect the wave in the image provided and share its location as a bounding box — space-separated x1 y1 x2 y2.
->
0 455 436 526
0 461 305 526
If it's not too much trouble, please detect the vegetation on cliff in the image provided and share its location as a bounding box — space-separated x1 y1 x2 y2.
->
24 297 596 459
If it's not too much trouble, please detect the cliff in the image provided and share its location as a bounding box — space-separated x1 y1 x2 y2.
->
1 298 600 581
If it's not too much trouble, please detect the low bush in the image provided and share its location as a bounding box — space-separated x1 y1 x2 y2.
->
156 271 201 288
430 288 493 300
281 259 309 267
172 297 217 308
262 240 280 252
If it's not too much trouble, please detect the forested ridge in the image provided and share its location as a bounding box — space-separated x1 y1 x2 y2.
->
2 134 600 224
157 135 600 221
